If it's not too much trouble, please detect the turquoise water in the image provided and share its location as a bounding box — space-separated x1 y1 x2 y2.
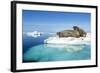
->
23 44 91 62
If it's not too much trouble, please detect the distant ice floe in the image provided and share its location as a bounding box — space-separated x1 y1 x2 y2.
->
25 31 43 38
44 33 91 45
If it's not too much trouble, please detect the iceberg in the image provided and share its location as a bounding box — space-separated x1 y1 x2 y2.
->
44 33 91 45
25 31 42 38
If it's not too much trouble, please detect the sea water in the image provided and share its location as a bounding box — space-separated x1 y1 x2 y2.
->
23 34 91 62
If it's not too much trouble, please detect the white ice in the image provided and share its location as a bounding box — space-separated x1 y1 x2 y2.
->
25 31 42 38
44 33 91 45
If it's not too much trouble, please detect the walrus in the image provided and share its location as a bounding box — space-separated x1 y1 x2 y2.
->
57 26 86 38
73 26 86 37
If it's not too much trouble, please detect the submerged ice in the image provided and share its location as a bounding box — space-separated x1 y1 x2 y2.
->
23 44 90 62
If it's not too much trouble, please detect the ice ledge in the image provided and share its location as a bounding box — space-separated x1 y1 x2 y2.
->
44 33 91 45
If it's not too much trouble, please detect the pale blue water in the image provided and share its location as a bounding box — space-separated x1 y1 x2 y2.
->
23 44 91 62
23 34 91 62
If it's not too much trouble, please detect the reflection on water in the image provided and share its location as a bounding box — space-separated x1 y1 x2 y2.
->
23 44 91 62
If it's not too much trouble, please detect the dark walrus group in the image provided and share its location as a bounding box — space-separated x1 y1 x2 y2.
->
57 26 86 38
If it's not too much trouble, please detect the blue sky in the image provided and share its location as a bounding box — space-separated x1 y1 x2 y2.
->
22 10 91 33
